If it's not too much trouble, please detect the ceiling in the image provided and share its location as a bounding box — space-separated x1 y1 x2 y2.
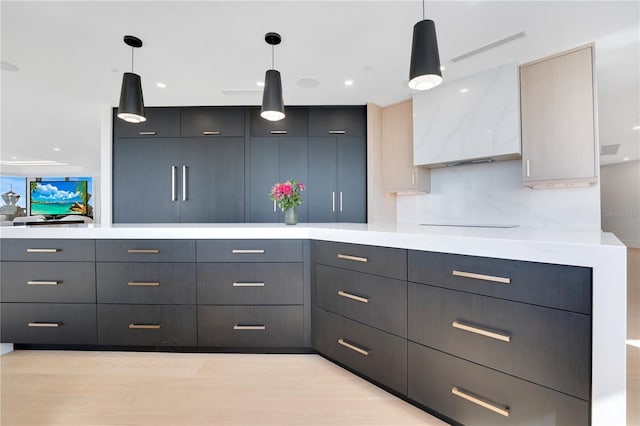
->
1 1 639 176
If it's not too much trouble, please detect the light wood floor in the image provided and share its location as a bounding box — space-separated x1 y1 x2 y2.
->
0 351 447 426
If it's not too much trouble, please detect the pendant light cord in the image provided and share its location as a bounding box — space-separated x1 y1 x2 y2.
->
131 46 135 73
422 0 425 20
271 45 275 70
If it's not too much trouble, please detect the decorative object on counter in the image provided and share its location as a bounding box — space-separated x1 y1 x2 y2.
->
408 0 442 91
261 32 285 121
117 35 146 123
270 180 305 225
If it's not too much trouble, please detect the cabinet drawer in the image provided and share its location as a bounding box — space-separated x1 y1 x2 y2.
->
408 250 591 314
96 263 196 304
1 303 96 344
315 265 407 337
249 106 308 137
308 107 366 137
408 283 590 399
113 107 180 138
97 304 196 346
314 241 406 280
408 342 589 426
198 306 303 347
197 263 302 305
96 240 195 262
180 107 245 137
312 307 407 395
197 240 302 262
1 239 95 261
1 262 96 303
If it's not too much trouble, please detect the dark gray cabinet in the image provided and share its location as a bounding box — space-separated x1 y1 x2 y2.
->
180 107 245 137
308 107 366 137
249 107 308 137
113 107 180 138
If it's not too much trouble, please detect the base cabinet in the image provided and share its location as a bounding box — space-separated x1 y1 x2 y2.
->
408 342 589 426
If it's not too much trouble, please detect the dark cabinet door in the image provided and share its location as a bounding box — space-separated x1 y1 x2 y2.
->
249 107 308 137
113 137 181 223
180 107 245 137
308 137 338 222
337 137 366 222
249 137 309 223
113 107 180 138
308 106 366 137
180 137 245 223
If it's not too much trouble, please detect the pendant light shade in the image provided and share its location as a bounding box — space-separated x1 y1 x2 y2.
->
118 72 145 123
117 35 146 123
261 69 285 121
408 18 443 91
261 32 285 121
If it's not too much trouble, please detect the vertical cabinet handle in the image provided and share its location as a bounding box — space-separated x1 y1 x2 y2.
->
332 192 336 212
526 160 531 178
273 199 277 212
339 191 343 212
171 166 177 201
337 338 369 356
451 386 510 417
182 165 188 201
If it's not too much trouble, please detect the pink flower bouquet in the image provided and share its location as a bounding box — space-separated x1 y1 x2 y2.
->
270 180 305 210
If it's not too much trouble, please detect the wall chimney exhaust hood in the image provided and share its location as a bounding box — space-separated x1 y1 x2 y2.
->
412 62 521 168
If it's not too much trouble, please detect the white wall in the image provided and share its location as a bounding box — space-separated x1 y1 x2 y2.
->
600 160 640 247
396 160 602 230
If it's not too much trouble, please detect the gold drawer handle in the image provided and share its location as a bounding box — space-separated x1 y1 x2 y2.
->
28 322 61 328
337 290 369 304
452 321 511 343
127 249 160 254
337 338 369 356
203 131 221 135
233 282 265 287
337 254 368 263
27 280 61 286
233 325 266 330
128 281 161 287
270 130 288 134
232 249 265 254
452 270 510 284
27 248 60 253
451 386 510 417
138 131 157 135
129 324 161 329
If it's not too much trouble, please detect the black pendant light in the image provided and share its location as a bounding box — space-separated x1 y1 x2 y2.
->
408 0 443 91
261 32 285 121
117 35 146 123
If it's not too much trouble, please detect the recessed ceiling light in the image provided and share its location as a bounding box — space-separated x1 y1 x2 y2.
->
344 80 354 86
633 126 640 130
440 66 446 71
156 82 166 88
624 157 630 161
53 147 61 151
459 88 469 93
256 81 265 87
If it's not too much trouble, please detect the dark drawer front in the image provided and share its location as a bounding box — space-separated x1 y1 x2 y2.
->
180 107 245 137
408 342 589 426
96 240 195 262
249 106 308 137
408 250 591 314
313 307 407 395
1 262 96 303
198 306 304 347
315 265 407 337
308 107 366 137
1 303 97 344
197 240 302 262
197 263 303 305
408 283 590 400
1 239 95 262
113 107 180 138
314 241 407 280
97 304 197 346
96 263 196 304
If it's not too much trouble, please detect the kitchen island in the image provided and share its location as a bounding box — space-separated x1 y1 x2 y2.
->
0 223 626 425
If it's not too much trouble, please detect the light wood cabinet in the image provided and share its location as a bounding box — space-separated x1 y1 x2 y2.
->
520 44 598 188
382 99 429 193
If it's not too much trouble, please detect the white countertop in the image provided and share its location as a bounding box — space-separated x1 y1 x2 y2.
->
0 222 624 267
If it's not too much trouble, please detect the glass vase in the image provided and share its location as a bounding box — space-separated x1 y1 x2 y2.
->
284 207 298 225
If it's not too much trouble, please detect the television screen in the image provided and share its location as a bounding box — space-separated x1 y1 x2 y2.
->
29 181 88 216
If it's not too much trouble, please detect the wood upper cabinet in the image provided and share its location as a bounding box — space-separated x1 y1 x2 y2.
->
520 44 598 188
382 99 429 193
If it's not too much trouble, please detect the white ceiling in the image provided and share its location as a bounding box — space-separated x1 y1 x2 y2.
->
1 1 639 176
